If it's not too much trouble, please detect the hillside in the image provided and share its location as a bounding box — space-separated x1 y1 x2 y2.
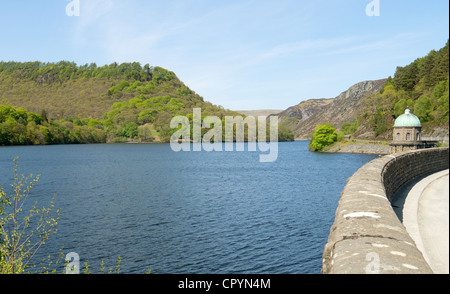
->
0 62 219 120
236 109 283 118
276 79 386 139
278 40 449 141
0 62 293 145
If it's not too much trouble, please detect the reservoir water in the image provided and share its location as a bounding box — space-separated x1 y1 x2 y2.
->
0 141 377 274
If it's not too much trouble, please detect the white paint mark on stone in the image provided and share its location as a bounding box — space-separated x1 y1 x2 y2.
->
372 243 389 248
391 251 407 257
402 264 419 270
368 193 388 200
359 191 387 200
401 240 416 247
344 212 381 219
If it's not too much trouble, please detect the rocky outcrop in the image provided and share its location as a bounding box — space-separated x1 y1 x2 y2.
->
276 79 387 139
277 98 333 121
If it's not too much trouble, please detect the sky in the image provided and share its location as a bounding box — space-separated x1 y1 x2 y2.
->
0 0 448 111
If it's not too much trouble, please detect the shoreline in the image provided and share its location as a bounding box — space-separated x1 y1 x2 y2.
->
295 138 390 155
322 140 390 155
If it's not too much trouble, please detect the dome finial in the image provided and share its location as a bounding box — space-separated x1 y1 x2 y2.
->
394 108 421 127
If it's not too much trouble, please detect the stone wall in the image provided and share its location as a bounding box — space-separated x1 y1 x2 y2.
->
321 147 449 274
392 126 421 143
389 141 439 154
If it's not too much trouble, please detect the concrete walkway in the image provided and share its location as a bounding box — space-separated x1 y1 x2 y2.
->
403 169 449 274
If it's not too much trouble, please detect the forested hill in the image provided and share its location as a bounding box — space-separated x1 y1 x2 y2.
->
278 40 449 140
0 62 216 119
354 40 449 139
0 61 294 145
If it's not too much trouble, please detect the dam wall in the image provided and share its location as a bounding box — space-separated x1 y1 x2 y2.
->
322 147 449 274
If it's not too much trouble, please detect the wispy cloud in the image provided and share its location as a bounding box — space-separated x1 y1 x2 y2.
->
320 33 424 57
253 36 360 63
73 0 115 36
64 0 446 110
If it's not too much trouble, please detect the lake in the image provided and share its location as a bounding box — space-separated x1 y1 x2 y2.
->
0 141 378 274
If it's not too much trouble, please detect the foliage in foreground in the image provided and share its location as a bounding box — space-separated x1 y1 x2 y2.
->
0 158 151 274
0 158 59 274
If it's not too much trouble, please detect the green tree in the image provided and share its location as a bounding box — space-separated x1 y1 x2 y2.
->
27 113 43 125
370 107 387 137
393 62 419 92
137 126 154 142
414 95 433 122
138 109 158 124
0 158 59 274
40 110 48 123
308 124 338 151
0 122 14 145
152 67 175 84
123 122 138 139
437 89 449 122
278 125 294 142
393 99 409 118
0 105 14 123
340 121 359 135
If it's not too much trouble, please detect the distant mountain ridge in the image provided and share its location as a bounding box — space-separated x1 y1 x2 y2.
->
276 79 387 139
236 109 283 118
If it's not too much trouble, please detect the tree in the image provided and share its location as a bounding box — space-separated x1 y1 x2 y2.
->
138 109 157 124
371 107 387 137
0 105 14 123
278 125 294 142
393 62 419 92
123 122 138 139
437 89 449 122
27 113 43 125
393 99 408 118
414 95 433 123
0 158 59 273
40 110 48 123
152 67 175 84
340 121 359 135
137 126 154 142
308 124 338 151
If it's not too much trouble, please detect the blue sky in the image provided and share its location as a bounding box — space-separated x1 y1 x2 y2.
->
0 1 448 110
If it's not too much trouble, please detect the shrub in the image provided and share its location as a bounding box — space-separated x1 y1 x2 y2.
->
308 124 338 151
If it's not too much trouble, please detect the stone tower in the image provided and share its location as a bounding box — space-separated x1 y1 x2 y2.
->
389 109 422 154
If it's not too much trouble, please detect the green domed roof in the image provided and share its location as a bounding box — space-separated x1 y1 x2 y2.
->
394 109 421 127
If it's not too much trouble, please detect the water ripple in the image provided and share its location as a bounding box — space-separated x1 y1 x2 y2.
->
0 142 377 274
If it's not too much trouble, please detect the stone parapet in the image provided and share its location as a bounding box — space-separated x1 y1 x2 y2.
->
322 147 449 274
